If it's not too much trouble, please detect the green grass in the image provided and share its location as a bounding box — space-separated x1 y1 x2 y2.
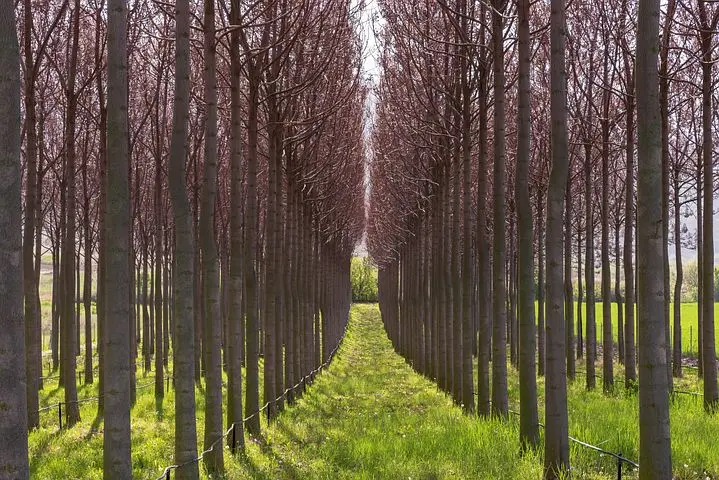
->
29 304 719 479
542 301 717 358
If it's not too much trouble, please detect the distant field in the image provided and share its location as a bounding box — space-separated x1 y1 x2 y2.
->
34 253 718 361
551 301 716 358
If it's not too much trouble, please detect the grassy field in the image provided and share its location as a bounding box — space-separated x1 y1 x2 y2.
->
542 301 716 359
29 304 719 479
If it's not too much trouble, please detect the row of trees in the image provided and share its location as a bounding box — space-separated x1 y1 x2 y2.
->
368 0 710 478
2 0 365 477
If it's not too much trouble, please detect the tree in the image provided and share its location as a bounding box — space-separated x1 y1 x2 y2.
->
22 0 40 430
226 0 245 454
491 0 509 419
544 0 570 476
103 0 132 475
200 0 224 471
61 0 82 427
698 0 719 411
168 0 200 474
516 0 539 449
0 2 28 476
636 0 672 475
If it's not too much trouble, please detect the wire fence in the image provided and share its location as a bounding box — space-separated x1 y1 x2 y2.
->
154 324 349 480
573 366 704 400
37 361 157 430
506 409 638 479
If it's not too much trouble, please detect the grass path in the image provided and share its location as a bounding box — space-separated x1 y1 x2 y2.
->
229 303 542 479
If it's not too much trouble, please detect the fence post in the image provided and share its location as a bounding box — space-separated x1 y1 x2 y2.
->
616 454 622 480
58 403 63 431
230 423 236 455
690 326 693 358
165 469 171 480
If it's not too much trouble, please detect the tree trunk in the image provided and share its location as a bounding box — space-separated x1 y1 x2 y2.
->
460 0 474 411
585 141 596 391
62 0 81 426
102 0 132 474
476 10 491 411
154 134 164 398
22 0 40 430
168 0 200 474
564 176 575 380
0 5 28 474
697 163 703 378
615 220 624 365
537 192 546 377
636 0 673 474
624 57 637 387
83 183 93 384
517 0 539 447
673 179 682 377
244 70 261 436
577 223 583 358
491 0 508 418
544 0 570 475
200 0 224 471
601 58 614 392
699 0 718 409
226 0 245 453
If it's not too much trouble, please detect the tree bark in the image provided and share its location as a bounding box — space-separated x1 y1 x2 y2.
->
491 0 508 419
636 0 672 475
0 4 28 475
226 0 245 453
168 0 200 474
544 0 570 475
699 0 718 410
517 0 539 447
624 56 637 387
200 0 224 471
673 178 683 377
22 0 40 430
62 0 81 426
601 55 614 391
103 0 132 475
564 176 575 380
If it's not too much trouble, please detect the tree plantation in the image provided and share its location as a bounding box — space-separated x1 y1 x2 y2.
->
0 0 719 479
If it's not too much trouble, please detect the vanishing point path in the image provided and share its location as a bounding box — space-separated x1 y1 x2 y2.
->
231 304 542 480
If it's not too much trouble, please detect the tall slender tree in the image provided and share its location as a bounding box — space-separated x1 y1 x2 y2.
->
0 3 28 476
103 0 132 475
544 0 570 475
516 0 538 449
168 0 200 474
491 0 509 419
200 0 224 471
636 0 672 475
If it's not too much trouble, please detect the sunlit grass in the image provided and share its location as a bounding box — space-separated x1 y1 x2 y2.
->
539 301 716 358
29 304 719 479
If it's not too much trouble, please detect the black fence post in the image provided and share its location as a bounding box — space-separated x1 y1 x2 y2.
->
58 403 63 431
230 423 236 455
616 454 622 480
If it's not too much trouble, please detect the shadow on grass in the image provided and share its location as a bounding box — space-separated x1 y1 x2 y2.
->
248 433 303 480
29 429 63 471
83 414 103 441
